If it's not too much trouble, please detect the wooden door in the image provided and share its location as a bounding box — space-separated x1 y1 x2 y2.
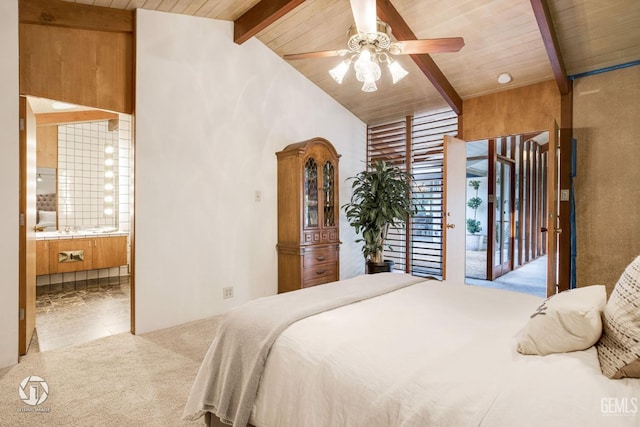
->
546 121 560 297
19 97 37 355
443 135 467 283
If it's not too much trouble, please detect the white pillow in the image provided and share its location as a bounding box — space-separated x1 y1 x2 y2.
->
516 285 606 355
38 210 56 227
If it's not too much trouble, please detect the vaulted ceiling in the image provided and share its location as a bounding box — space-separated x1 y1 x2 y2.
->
62 0 640 125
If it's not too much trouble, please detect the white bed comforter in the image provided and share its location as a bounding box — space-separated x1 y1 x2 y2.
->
250 282 640 427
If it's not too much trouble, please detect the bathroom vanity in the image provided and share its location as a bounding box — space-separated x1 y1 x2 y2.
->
36 231 128 275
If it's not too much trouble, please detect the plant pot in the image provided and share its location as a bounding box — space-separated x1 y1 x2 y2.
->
466 234 483 251
366 259 395 274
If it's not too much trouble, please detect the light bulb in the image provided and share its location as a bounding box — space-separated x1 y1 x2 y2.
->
105 171 114 178
104 208 113 216
105 183 113 191
105 158 114 166
105 145 114 154
104 195 113 203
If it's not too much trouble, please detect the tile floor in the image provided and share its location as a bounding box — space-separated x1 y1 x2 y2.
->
28 277 130 354
466 255 547 298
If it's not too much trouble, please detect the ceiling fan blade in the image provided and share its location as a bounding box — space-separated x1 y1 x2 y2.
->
350 0 376 34
284 49 347 60
392 37 465 55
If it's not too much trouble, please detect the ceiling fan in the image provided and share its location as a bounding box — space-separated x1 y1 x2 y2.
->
284 0 464 92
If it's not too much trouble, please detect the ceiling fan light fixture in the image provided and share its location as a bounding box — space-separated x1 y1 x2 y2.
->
329 60 350 84
361 80 377 92
388 60 408 84
354 48 381 84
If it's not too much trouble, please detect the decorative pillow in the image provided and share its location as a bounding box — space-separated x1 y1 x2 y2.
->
596 256 640 379
516 285 606 356
37 210 56 227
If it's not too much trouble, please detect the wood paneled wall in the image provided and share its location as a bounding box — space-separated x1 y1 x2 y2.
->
18 0 134 114
462 80 561 141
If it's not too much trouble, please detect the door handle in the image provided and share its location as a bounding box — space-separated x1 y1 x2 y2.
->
540 227 548 232
555 228 563 234
446 224 455 229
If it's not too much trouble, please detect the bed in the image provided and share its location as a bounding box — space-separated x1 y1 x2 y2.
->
184 269 640 427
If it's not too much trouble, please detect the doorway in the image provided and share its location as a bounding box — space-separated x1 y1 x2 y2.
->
464 133 549 297
21 96 134 354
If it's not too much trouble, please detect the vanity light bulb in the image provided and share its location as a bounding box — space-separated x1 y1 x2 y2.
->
105 171 114 178
105 146 114 154
105 183 114 191
104 196 113 203
104 208 113 216
105 159 114 166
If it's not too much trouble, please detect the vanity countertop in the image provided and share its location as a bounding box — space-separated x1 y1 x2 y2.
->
36 229 128 240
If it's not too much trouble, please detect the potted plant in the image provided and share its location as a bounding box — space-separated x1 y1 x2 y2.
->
343 160 416 273
466 180 483 251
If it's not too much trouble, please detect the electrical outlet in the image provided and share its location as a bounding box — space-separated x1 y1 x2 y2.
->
223 287 234 299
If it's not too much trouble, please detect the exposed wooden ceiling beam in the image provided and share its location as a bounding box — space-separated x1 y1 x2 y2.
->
530 0 570 95
19 0 133 33
234 0 306 45
376 0 462 115
35 110 118 126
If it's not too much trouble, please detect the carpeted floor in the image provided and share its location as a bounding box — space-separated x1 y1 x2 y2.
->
0 316 219 426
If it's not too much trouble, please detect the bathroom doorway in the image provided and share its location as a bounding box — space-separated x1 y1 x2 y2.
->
21 96 134 354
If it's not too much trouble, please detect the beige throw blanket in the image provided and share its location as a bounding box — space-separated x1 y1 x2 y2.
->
183 273 424 426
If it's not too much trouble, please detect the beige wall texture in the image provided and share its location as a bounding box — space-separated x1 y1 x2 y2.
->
573 65 640 293
462 79 561 141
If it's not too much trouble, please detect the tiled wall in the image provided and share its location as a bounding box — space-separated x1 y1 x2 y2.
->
58 120 119 229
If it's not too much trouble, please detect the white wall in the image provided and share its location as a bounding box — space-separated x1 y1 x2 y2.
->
0 0 19 368
135 10 366 334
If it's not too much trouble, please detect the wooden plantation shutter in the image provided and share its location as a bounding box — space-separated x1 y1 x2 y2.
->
367 119 408 271
367 108 458 278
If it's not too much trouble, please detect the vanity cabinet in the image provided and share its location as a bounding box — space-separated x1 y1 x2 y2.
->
92 236 127 270
36 235 128 275
48 239 94 274
276 137 341 293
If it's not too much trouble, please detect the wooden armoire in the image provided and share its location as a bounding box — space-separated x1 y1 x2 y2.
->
276 137 341 293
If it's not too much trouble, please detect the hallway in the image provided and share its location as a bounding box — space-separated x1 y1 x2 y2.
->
466 255 547 298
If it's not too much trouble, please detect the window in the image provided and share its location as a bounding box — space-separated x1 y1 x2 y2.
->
367 108 458 278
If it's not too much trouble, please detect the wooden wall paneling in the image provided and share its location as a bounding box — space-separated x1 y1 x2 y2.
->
36 125 58 168
462 80 561 142
20 23 133 113
524 140 531 264
532 144 538 258
486 139 496 280
517 138 524 267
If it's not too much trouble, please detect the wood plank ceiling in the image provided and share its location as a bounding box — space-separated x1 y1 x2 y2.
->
60 0 640 125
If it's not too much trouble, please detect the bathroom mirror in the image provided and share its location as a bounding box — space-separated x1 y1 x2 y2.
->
36 167 57 231
36 119 120 231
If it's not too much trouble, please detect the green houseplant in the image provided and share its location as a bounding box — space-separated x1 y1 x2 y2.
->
466 180 483 251
343 160 416 273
